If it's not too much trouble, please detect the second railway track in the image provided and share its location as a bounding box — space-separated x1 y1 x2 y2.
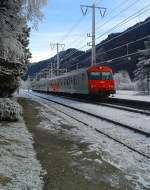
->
28 91 150 137
36 92 150 116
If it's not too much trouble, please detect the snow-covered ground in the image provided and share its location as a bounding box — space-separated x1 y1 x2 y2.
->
115 90 150 102
28 96 150 190
20 90 150 190
0 118 44 190
26 91 150 135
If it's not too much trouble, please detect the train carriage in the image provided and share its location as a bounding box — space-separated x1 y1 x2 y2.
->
32 65 115 97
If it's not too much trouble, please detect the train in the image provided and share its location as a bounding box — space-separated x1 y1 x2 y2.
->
32 65 116 97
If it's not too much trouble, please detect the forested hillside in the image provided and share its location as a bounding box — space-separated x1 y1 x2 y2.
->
24 16 150 80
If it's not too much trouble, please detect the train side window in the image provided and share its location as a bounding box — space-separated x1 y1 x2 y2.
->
74 78 76 85
73 78 75 85
82 73 84 80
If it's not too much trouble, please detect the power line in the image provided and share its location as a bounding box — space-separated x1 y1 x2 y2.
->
96 3 150 41
98 48 150 67
67 0 135 49
96 0 141 32
59 17 86 43
95 10 150 48
65 1 147 54
96 34 150 58
47 3 150 76
65 34 150 71
59 7 150 68
80 3 106 66
59 0 99 43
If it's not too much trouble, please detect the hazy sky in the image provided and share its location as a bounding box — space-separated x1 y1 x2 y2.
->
29 0 150 63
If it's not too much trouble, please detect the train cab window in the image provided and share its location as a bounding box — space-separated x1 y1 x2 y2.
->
102 72 112 80
88 72 101 80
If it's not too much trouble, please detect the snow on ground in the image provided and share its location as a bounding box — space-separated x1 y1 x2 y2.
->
115 90 150 102
37 102 150 190
20 91 150 190
27 91 150 134
0 118 44 190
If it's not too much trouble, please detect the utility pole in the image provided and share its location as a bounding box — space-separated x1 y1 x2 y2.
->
81 3 106 66
50 43 65 75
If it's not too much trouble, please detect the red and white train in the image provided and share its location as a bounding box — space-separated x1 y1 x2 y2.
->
32 65 115 97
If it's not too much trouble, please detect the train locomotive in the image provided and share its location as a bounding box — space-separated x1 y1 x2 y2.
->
32 65 115 97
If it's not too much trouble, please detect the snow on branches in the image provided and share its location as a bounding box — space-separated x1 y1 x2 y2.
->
0 0 47 120
0 98 22 121
21 0 48 28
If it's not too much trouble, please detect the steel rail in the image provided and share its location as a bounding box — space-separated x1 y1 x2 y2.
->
34 92 150 116
29 92 150 137
26 91 150 159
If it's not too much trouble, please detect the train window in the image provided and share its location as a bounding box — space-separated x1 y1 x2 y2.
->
73 78 76 85
82 73 85 80
88 72 101 80
102 72 112 80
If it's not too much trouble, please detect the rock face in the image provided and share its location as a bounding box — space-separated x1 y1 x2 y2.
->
0 0 30 97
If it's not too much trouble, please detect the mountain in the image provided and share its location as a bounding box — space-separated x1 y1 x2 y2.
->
23 17 150 80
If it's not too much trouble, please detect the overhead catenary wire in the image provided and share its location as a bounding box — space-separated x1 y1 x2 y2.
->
59 0 99 43
95 0 141 32
65 46 150 72
59 4 150 66
65 0 140 50
50 7 150 68
42 1 150 79
96 3 150 41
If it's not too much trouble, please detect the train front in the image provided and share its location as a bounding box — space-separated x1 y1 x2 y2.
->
87 66 115 97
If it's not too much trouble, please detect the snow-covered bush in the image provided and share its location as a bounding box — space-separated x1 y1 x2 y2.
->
0 98 22 121
114 70 133 90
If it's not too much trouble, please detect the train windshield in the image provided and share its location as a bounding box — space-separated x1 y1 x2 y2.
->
102 72 113 80
88 72 101 80
88 72 112 80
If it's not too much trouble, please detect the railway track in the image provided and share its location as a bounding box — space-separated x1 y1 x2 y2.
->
61 95 150 116
26 91 150 159
37 92 150 116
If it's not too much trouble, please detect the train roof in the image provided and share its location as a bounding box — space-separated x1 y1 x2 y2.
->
46 65 112 81
87 65 112 72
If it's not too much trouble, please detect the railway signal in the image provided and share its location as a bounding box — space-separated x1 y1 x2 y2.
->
80 4 106 66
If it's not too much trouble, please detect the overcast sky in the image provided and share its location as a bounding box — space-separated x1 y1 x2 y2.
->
29 0 150 63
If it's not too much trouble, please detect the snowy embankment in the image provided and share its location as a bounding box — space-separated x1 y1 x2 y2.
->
114 90 150 102
0 118 44 190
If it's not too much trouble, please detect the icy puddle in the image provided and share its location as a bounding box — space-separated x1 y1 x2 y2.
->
0 119 43 190
20 97 150 190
